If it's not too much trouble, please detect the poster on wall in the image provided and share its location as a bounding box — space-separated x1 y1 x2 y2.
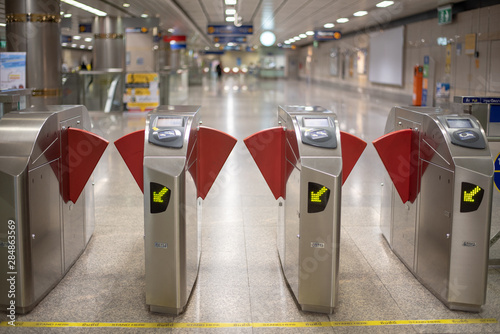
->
124 73 159 112
0 52 26 90
330 48 339 76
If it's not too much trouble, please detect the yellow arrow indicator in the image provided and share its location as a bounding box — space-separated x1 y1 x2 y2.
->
311 186 329 203
153 187 169 203
463 186 481 202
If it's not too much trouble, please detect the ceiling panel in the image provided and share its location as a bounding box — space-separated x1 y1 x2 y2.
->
0 0 473 50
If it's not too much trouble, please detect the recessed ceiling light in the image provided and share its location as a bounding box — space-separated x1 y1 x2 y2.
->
293 36 300 41
299 34 307 38
324 23 335 28
225 0 237 5
337 18 349 23
284 41 291 44
226 16 235 22
64 13 72 18
71 43 77 48
225 9 236 15
214 43 220 47
353 11 368 16
73 35 81 40
61 0 107 16
141 14 148 18
80 45 85 49
84 37 92 42
62 43 68 46
168 28 174 33
88 46 93 50
123 3 130 7
306 31 314 35
376 1 394 8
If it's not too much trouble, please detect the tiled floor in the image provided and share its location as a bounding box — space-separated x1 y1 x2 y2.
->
4 76 500 333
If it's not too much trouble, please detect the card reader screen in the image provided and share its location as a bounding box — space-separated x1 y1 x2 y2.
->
303 118 329 127
156 117 183 127
447 119 473 128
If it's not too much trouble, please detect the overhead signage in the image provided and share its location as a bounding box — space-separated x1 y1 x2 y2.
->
314 31 342 41
213 36 247 44
438 5 452 25
79 23 92 33
460 97 500 104
202 50 225 55
207 24 253 35
163 36 186 50
61 35 72 43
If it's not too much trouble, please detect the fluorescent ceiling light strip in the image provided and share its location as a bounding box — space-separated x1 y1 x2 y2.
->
376 1 394 8
61 0 107 16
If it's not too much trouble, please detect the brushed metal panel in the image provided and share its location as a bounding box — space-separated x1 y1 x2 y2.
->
448 165 492 306
416 162 453 300
284 165 300 297
28 161 62 303
183 167 199 299
298 166 340 311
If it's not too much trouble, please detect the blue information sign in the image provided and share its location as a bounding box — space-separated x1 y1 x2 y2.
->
494 152 500 192
79 23 92 33
461 97 500 104
314 31 342 41
213 36 247 43
207 25 253 35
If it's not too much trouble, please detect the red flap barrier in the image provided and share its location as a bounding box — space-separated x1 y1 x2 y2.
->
197 126 237 199
114 130 145 193
372 129 416 204
244 127 286 200
65 128 109 203
340 131 367 185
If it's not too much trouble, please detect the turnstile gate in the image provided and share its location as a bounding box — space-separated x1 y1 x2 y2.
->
373 106 493 312
0 105 108 314
244 105 366 314
452 96 500 266
115 105 236 315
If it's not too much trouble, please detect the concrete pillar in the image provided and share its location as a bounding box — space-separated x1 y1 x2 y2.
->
92 16 125 70
5 0 62 105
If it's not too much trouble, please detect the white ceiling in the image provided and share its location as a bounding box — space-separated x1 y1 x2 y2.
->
0 0 466 49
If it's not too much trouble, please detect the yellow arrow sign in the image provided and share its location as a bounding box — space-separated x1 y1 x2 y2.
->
153 187 169 203
463 185 481 202
311 186 329 203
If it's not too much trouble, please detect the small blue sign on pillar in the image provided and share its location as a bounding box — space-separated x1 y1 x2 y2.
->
494 152 500 192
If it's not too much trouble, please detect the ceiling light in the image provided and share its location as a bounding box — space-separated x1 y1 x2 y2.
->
376 1 394 8
227 42 235 46
260 31 276 46
324 23 335 28
225 9 236 15
306 31 314 35
61 0 107 16
141 14 148 18
214 43 220 47
299 34 307 38
60 11 64 15
337 18 349 23
225 0 237 5
284 41 291 44
205 46 209 50
84 37 92 42
226 16 235 22
71 43 77 48
64 13 72 18
123 3 130 7
293 36 300 41
62 43 67 46
353 11 368 16
80 45 85 49
88 46 93 50
73 35 81 40
168 28 174 33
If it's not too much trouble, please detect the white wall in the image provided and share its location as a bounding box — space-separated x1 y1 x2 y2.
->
297 3 500 100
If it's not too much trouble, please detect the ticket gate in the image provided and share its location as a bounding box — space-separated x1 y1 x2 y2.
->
244 105 367 314
373 106 493 312
114 105 236 315
0 105 109 314
452 96 500 266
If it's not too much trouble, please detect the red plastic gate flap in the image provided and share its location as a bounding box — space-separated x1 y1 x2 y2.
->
64 128 109 203
340 131 367 185
197 126 237 199
244 127 286 200
114 130 145 193
372 129 416 204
